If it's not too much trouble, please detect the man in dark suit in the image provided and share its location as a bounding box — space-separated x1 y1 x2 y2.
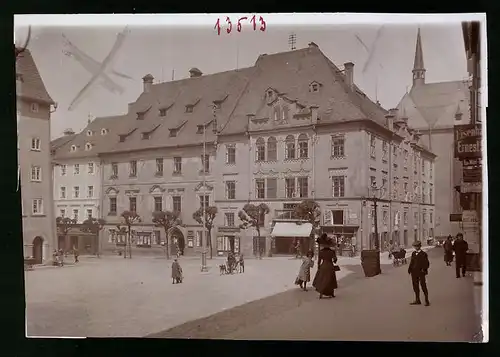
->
408 241 430 306
453 233 469 278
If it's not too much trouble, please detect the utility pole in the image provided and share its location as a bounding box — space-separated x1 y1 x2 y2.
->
201 112 208 272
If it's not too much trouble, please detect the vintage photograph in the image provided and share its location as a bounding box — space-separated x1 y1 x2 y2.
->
15 13 486 341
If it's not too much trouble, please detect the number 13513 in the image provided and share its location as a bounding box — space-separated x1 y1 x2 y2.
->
214 15 266 35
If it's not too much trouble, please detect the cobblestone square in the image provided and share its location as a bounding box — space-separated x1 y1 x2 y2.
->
25 255 353 337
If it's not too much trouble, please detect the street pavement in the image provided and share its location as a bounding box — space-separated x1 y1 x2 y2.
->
25 254 353 337
150 248 481 341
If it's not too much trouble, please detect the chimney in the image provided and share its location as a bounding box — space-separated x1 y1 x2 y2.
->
63 128 75 136
344 62 354 89
142 74 154 93
128 102 134 113
189 67 203 78
385 112 395 131
308 42 319 48
389 108 399 119
310 105 319 124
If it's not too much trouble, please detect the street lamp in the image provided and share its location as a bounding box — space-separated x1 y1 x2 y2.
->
369 181 385 251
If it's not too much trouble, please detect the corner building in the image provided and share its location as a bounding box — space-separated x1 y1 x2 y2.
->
51 44 436 257
214 43 436 256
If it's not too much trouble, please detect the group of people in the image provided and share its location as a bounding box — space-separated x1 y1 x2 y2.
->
295 233 339 299
443 233 470 278
52 247 79 267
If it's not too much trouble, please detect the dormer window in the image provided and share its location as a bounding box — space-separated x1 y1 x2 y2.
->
70 145 77 152
119 135 126 142
185 105 194 113
197 125 204 134
85 143 92 151
137 112 145 120
159 109 167 117
101 128 108 135
267 90 274 99
169 129 178 137
87 130 93 136
30 103 39 113
309 81 321 93
142 133 150 140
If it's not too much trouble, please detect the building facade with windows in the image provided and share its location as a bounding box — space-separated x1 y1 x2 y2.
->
17 49 57 263
397 28 469 238
214 43 436 256
51 44 436 257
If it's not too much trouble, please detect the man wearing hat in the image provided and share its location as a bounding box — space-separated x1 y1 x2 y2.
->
408 240 430 306
452 233 469 278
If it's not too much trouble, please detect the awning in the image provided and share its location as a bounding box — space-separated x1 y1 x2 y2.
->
271 222 313 238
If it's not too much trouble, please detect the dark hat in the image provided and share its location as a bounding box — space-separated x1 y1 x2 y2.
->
412 240 422 247
316 233 333 246
306 250 314 258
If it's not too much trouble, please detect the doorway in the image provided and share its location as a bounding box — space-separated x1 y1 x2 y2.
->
403 230 408 247
32 236 43 264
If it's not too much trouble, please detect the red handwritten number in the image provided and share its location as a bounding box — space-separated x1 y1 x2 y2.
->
214 18 221 36
225 17 232 34
237 17 248 32
259 16 266 32
250 15 256 31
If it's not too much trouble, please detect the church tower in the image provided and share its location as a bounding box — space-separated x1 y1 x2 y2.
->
412 27 426 87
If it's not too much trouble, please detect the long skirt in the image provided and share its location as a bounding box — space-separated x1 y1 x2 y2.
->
312 263 338 296
444 251 453 263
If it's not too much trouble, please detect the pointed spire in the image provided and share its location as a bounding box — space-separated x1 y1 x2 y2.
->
455 104 463 121
412 27 426 87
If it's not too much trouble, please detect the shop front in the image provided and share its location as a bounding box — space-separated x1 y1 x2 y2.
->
216 227 241 256
270 220 313 256
320 225 359 256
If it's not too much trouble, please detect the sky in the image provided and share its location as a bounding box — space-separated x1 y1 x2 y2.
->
14 17 468 139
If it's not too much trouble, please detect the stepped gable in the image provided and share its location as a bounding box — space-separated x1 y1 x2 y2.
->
16 48 54 104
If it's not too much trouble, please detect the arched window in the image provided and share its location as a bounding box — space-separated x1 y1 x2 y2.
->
285 135 295 160
87 130 93 136
267 137 277 161
256 137 265 162
298 133 309 159
85 143 92 151
70 145 77 152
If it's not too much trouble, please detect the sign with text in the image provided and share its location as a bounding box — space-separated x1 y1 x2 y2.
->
454 124 482 159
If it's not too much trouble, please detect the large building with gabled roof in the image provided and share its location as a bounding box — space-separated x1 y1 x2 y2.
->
52 42 436 257
397 28 469 238
17 48 57 264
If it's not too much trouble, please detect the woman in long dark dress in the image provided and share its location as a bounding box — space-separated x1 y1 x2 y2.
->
443 235 454 266
312 234 338 299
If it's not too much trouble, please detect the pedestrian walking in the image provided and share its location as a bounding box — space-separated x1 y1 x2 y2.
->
312 234 339 299
295 250 315 291
171 258 183 284
295 239 302 259
453 233 469 278
443 235 454 266
388 240 395 258
73 246 79 263
58 249 64 267
238 253 245 273
52 249 58 266
408 241 430 306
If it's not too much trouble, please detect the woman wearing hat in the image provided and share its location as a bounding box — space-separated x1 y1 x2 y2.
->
312 233 339 299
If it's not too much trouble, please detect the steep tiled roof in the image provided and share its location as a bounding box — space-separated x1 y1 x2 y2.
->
102 67 254 153
52 115 129 160
51 135 76 151
220 46 387 135
398 80 470 129
55 45 390 157
16 48 54 104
